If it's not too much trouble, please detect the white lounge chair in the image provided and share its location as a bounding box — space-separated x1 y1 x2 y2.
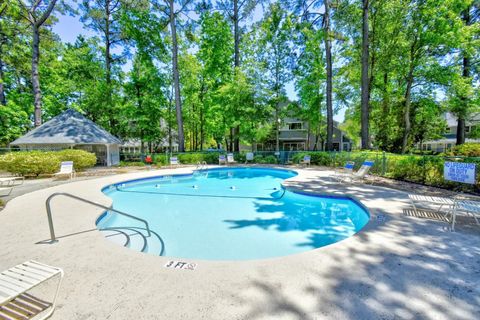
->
338 160 374 183
219 155 226 165
300 155 311 166
446 199 480 231
334 161 355 178
227 153 236 165
408 194 457 216
54 161 75 179
0 260 64 320
245 152 254 164
170 156 179 168
0 176 24 187
0 186 13 197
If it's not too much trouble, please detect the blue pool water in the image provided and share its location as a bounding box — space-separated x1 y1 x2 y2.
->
98 168 370 260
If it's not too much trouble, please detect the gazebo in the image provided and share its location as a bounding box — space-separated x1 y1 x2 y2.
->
10 109 122 166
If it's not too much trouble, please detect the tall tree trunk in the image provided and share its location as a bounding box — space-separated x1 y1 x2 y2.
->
0 27 6 105
200 90 205 150
360 0 370 149
168 97 173 152
457 7 471 146
169 0 185 152
324 0 333 151
275 105 280 153
401 61 415 154
21 0 57 126
233 0 240 151
104 0 116 132
32 25 42 126
105 1 111 88
233 0 240 68
0 50 6 106
379 70 389 150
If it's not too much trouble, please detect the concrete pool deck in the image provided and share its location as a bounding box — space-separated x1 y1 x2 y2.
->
0 166 479 319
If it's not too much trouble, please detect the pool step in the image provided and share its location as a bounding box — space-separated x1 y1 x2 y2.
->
101 228 130 247
99 227 165 256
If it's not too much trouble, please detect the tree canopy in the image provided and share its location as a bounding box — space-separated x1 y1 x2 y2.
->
1 0 479 153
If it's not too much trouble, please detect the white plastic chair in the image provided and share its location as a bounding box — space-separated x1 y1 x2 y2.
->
0 176 24 187
338 160 374 183
0 260 64 320
245 152 254 163
446 199 480 231
300 155 311 166
409 194 457 216
170 156 179 168
0 186 13 197
227 153 236 165
219 155 226 165
54 161 75 179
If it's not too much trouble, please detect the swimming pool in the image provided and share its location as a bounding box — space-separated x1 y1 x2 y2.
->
97 167 370 260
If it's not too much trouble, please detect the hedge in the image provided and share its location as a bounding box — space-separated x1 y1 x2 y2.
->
446 143 480 157
0 150 97 176
292 150 480 192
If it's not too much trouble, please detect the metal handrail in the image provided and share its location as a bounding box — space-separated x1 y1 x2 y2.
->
45 192 151 242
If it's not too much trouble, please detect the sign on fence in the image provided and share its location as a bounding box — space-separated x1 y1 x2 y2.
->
444 162 476 184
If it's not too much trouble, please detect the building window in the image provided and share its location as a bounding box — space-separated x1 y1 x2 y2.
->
287 122 302 130
427 144 432 151
465 126 471 133
447 143 452 150
445 127 451 133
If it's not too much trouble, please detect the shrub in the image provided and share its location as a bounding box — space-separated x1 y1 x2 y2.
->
178 153 206 164
56 149 97 170
262 155 278 164
449 143 480 157
0 149 97 176
119 161 145 167
253 154 277 164
153 154 168 165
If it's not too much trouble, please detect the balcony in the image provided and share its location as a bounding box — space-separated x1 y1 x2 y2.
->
279 130 308 140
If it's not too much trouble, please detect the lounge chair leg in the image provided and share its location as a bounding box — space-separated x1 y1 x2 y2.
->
451 210 456 231
411 200 418 215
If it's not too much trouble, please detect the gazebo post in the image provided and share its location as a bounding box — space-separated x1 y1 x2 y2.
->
106 144 111 167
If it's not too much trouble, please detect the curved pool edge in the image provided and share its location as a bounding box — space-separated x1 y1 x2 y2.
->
96 166 373 261
3 164 374 264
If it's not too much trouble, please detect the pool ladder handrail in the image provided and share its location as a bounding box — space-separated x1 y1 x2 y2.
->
45 192 151 243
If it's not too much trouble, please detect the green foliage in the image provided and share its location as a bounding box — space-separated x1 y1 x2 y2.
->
253 155 278 164
1 0 479 157
291 150 480 191
119 161 145 167
448 143 480 157
0 150 96 176
56 150 97 170
0 102 30 146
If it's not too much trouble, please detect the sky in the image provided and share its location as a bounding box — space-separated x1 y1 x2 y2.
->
51 5 345 122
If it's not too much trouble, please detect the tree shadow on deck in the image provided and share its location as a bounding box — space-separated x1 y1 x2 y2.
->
227 172 480 319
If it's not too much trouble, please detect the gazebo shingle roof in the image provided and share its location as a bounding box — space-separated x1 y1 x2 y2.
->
10 109 122 145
